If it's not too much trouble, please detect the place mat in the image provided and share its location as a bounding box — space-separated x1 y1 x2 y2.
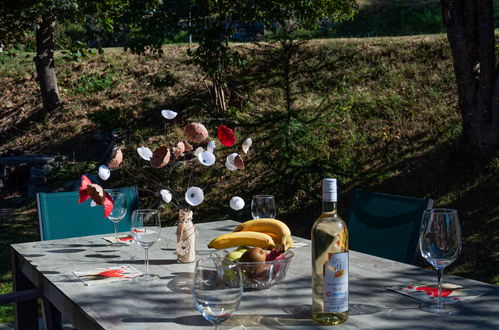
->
387 282 486 304
102 235 135 245
74 265 142 286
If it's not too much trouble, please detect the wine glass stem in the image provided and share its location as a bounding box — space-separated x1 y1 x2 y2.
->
114 222 118 242
144 248 149 276
436 268 444 306
214 325 221 330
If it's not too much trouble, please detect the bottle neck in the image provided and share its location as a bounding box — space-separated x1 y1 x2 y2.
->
322 200 338 214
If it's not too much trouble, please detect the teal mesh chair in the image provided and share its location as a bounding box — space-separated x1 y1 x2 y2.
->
347 189 433 264
36 186 139 240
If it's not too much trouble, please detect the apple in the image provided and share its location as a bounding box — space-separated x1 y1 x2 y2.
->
266 249 285 261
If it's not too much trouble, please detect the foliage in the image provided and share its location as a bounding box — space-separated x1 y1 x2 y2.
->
1 1 70 45
120 0 358 113
0 0 153 111
69 72 115 95
320 2 444 37
60 41 104 62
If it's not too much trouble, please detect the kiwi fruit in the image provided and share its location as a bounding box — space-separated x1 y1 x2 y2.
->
240 247 267 263
253 264 270 281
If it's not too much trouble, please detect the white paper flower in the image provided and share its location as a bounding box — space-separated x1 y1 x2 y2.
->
161 110 177 120
242 138 253 154
207 140 216 153
90 200 97 207
98 165 111 181
225 153 238 171
198 151 216 166
230 196 245 211
137 146 153 161
185 186 204 206
193 147 204 157
160 189 172 203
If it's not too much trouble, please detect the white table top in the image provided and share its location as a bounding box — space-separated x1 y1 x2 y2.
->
11 220 499 329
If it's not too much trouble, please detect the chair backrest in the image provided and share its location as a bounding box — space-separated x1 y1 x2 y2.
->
347 189 433 264
37 186 139 240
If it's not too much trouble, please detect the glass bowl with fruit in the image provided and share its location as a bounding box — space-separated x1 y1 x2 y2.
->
207 218 295 289
213 247 294 290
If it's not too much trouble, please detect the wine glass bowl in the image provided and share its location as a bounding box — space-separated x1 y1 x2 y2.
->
251 195 276 219
131 209 161 281
419 208 461 314
193 257 243 329
106 191 127 246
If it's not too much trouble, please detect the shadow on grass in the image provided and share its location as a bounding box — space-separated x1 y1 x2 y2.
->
340 135 499 284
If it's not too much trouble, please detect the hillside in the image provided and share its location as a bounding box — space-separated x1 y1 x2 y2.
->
0 35 498 307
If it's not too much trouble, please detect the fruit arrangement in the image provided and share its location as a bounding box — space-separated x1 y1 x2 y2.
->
207 219 294 289
207 218 294 252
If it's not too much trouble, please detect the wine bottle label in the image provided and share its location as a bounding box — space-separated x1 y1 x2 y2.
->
323 252 348 313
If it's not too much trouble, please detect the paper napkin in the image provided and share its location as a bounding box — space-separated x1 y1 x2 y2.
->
102 235 135 245
74 265 142 286
387 282 486 304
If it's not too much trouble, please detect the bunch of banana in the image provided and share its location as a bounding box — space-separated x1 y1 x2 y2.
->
207 218 294 251
207 231 276 249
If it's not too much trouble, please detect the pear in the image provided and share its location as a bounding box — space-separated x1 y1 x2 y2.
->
224 248 248 262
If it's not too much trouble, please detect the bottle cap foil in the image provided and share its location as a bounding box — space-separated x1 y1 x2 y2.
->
322 178 337 202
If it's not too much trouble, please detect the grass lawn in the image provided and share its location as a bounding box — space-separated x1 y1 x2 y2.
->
0 34 497 322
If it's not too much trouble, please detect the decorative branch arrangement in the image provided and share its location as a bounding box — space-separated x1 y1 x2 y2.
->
79 109 253 262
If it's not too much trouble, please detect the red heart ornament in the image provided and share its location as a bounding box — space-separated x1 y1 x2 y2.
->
217 125 236 147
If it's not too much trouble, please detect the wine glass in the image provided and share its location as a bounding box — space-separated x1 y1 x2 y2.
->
131 209 161 281
251 194 276 219
419 208 462 314
193 257 243 329
107 191 127 246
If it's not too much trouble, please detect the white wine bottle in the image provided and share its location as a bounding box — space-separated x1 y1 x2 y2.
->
311 178 349 325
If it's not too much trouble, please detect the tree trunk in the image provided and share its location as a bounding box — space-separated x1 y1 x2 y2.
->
441 0 499 159
34 14 61 111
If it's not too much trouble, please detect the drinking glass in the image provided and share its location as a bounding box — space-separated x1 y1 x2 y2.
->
251 195 276 219
107 191 127 246
131 209 161 281
419 208 461 314
193 257 243 329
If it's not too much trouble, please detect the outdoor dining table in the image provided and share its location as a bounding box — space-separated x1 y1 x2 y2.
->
10 220 499 329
